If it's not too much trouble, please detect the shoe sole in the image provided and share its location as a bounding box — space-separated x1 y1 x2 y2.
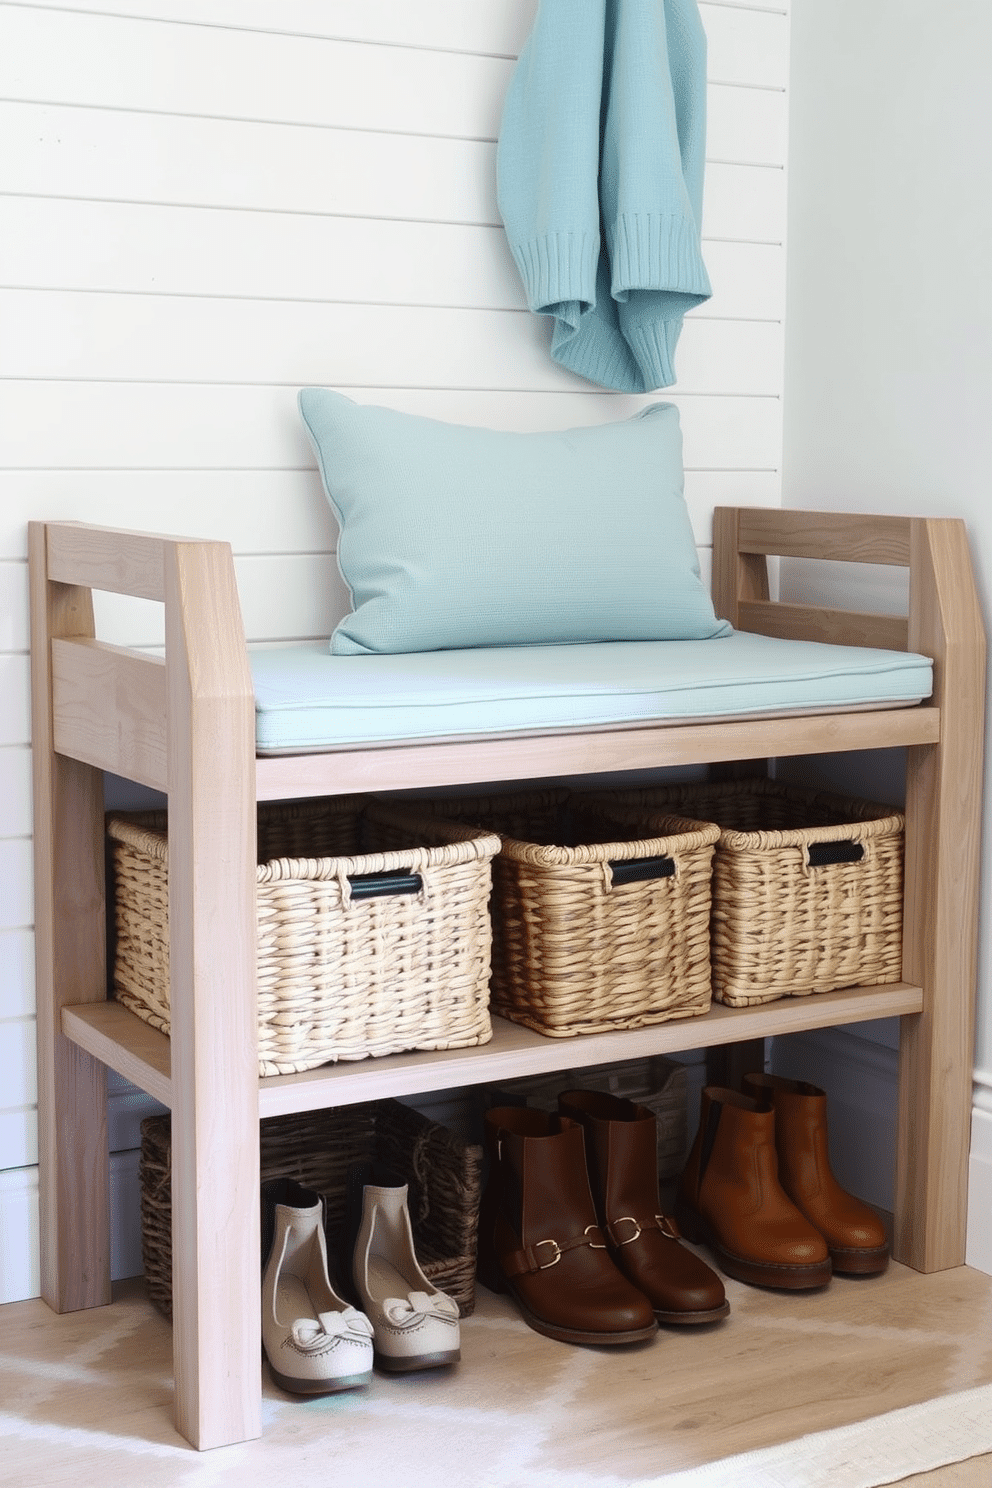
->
830 1245 890 1275
653 1299 731 1325
479 1261 658 1345
507 1286 658 1347
266 1360 373 1395
675 1199 832 1291
373 1348 461 1372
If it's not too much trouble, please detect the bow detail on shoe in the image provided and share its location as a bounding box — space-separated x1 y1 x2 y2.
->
380 1290 460 1327
291 1306 375 1350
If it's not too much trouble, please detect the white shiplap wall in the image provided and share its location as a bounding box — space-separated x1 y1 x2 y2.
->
0 0 789 1300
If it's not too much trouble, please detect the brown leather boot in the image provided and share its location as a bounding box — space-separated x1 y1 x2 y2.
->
477 1107 658 1346
558 1089 729 1325
742 1072 890 1275
676 1086 832 1290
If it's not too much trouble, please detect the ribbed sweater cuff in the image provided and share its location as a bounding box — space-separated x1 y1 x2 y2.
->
608 213 712 300
553 313 685 393
510 231 601 319
551 316 641 393
623 317 682 390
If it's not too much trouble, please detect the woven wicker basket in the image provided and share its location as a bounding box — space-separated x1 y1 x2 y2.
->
384 790 719 1038
108 796 501 1075
587 780 904 1007
490 1054 689 1180
139 1100 484 1319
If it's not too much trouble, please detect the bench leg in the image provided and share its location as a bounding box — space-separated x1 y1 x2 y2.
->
895 519 985 1271
165 541 261 1450
30 525 111 1314
894 739 981 1270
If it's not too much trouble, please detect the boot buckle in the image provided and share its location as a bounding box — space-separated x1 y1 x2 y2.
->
534 1239 561 1270
610 1216 642 1246
584 1224 606 1250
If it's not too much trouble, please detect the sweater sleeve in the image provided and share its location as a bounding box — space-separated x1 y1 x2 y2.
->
497 0 712 394
496 0 607 332
604 0 712 388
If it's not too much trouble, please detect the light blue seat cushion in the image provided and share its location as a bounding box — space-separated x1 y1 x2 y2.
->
251 633 933 753
297 390 730 655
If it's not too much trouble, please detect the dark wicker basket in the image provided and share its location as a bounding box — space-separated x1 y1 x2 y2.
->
139 1099 484 1319
489 1053 689 1181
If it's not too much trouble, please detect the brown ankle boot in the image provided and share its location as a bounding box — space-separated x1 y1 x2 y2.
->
676 1086 832 1290
742 1072 889 1275
558 1089 729 1325
477 1107 658 1346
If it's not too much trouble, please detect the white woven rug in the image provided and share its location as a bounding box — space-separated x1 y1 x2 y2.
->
650 1384 992 1488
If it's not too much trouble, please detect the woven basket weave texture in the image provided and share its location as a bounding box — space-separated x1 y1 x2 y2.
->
381 790 719 1038
108 796 500 1075
139 1100 483 1319
587 779 904 1007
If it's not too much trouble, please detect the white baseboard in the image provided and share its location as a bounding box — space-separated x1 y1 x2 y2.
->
0 1149 148 1305
0 1166 39 1303
967 1104 992 1277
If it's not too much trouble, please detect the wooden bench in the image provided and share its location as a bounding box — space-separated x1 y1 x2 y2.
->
29 507 985 1450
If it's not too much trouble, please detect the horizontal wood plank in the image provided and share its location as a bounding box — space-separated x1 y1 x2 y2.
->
45 523 169 600
60 983 924 1119
706 162 786 243
0 745 32 838
0 9 785 164
0 8 516 140
0 656 31 748
0 292 784 394
0 929 35 1020
36 0 539 56
0 102 503 224
62 1003 172 1109
0 471 338 560
260 988 925 1115
253 707 941 800
0 104 784 243
0 384 784 475
703 3 789 89
737 509 912 565
0 839 34 933
15 1 786 86
0 198 524 310
51 639 168 789
1 468 783 568
0 199 784 321
737 601 910 651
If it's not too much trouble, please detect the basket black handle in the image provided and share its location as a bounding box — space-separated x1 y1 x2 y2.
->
806 840 865 868
348 870 423 899
609 854 676 886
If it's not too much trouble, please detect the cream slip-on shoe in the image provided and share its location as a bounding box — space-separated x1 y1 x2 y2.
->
345 1163 461 1373
261 1177 374 1395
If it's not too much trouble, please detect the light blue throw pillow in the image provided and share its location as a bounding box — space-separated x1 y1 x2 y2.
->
298 390 731 655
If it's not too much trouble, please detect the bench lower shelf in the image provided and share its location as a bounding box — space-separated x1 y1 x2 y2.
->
62 981 924 1118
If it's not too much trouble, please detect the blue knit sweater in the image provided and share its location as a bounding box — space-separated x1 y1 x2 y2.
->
497 0 711 393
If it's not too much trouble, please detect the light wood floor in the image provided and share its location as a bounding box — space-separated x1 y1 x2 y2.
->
2 1258 992 1487
907 1460 992 1487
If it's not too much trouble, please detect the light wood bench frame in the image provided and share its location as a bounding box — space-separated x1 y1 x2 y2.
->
29 508 985 1450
